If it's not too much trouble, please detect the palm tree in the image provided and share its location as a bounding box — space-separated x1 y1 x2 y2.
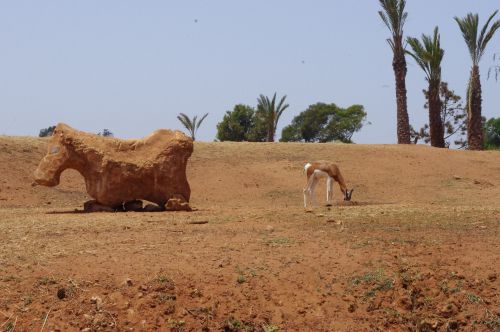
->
256 93 289 142
378 0 411 144
176 113 208 141
407 27 445 148
455 10 500 150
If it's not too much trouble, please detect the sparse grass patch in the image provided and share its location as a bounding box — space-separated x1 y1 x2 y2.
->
157 275 172 284
167 318 185 331
262 324 279 332
223 317 256 332
37 276 57 286
350 269 385 285
22 294 32 306
4 321 14 332
235 266 250 284
157 293 176 303
365 278 394 299
263 236 293 247
383 307 401 318
466 292 482 304
423 296 433 306
223 317 243 331
350 269 394 300
237 275 246 284
399 271 414 289
439 279 462 295
477 309 500 330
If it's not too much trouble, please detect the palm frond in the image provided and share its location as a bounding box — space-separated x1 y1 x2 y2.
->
478 10 499 59
177 113 193 130
406 26 443 82
275 94 290 125
378 11 392 32
406 37 431 80
456 10 500 65
257 93 289 141
455 13 479 64
379 0 407 54
478 18 500 61
397 0 407 36
196 113 209 130
379 0 406 37
177 112 208 140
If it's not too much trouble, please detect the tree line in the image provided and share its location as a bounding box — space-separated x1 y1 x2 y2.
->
214 97 367 143
379 0 499 150
168 93 367 143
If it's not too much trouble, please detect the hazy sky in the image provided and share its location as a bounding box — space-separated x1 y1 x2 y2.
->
1 1 499 143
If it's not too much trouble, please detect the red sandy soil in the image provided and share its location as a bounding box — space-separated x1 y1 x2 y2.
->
0 136 499 331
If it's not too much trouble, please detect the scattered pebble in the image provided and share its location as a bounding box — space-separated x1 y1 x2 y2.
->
57 288 66 299
90 296 103 310
122 278 133 287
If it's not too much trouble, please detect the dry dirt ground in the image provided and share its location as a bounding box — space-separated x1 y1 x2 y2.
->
0 137 499 331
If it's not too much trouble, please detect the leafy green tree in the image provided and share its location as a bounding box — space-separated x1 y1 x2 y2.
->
97 129 113 137
411 82 467 148
378 0 411 144
39 126 56 137
455 10 500 150
280 103 367 143
484 117 500 149
256 93 290 142
281 103 335 142
246 107 268 142
407 27 445 148
216 104 255 141
177 113 209 141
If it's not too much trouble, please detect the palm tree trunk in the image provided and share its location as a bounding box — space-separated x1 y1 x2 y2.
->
267 114 275 142
266 130 274 142
428 80 445 148
467 66 484 150
393 51 411 144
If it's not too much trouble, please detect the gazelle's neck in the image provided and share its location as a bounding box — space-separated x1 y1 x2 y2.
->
336 171 348 193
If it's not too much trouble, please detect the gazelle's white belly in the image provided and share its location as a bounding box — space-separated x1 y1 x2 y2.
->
312 170 329 179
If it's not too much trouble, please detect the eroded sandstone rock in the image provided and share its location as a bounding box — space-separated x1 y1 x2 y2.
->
34 123 193 211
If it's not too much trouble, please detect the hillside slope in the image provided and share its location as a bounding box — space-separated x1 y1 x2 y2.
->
0 137 499 209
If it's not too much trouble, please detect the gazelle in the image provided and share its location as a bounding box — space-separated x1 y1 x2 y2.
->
303 161 353 208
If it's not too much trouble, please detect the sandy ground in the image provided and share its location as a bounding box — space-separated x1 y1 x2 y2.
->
0 137 499 331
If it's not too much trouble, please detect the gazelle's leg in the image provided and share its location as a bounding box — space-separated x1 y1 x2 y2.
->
304 174 315 208
310 176 319 206
303 188 308 208
326 176 333 205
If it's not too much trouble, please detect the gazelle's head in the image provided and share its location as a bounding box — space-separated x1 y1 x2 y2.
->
343 188 354 201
